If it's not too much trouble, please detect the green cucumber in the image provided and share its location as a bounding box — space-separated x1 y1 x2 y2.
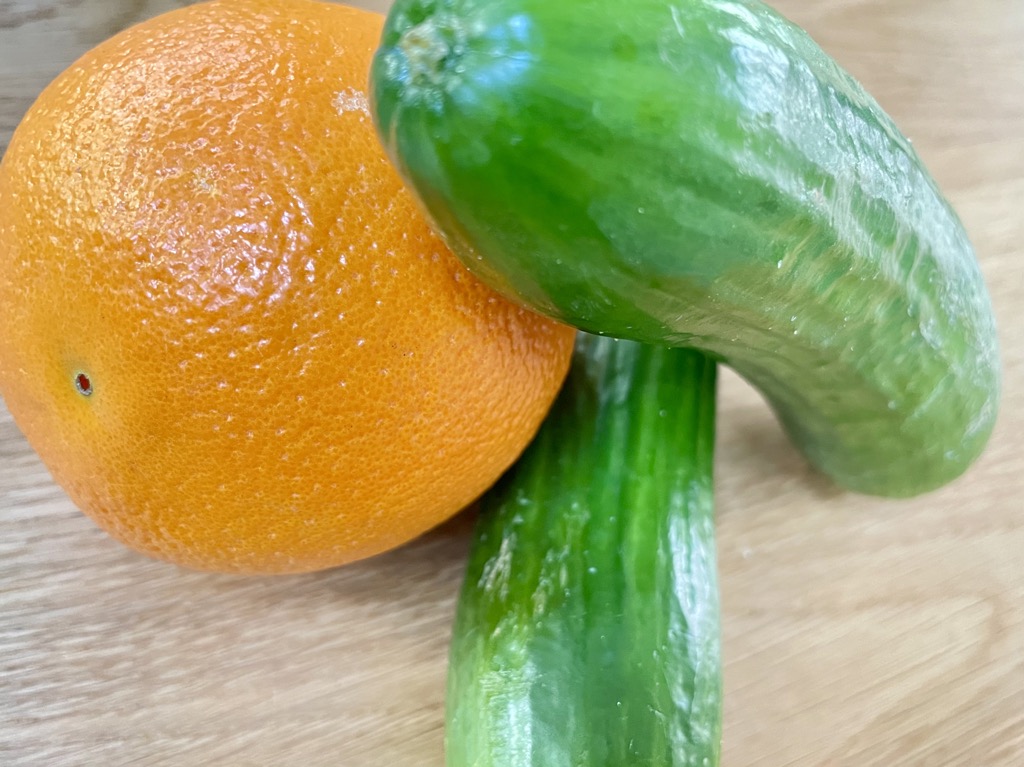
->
447 333 720 767
371 0 1000 497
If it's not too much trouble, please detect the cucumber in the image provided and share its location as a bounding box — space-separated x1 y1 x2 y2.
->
370 0 1000 497
447 333 720 767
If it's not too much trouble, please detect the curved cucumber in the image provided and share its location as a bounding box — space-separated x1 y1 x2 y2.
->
447 334 720 766
371 0 1000 497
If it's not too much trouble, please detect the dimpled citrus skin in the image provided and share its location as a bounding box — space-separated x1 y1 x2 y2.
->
0 0 575 574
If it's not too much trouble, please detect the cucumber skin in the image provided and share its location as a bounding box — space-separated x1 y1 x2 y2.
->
371 0 1000 498
446 334 720 767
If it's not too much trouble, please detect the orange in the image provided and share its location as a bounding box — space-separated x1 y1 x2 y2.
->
0 0 575 574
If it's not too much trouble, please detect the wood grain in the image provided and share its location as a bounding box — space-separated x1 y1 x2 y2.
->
2 1 1022 765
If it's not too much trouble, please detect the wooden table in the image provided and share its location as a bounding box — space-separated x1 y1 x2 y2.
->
2 1 1022 765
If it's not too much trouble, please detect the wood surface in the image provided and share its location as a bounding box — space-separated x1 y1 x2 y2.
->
2 1 1022 765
